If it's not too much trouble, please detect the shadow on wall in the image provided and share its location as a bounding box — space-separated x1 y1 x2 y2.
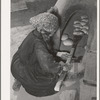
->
11 0 57 27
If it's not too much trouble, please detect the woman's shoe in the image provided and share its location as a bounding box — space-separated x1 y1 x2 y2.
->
12 79 21 91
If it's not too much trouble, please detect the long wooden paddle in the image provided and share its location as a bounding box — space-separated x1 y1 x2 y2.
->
54 35 83 91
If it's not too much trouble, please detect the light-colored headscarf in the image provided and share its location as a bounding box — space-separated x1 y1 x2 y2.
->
30 12 59 34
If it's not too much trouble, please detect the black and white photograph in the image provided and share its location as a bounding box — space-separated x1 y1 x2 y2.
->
1 0 99 100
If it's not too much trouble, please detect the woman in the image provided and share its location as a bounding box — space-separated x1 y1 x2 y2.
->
11 10 66 97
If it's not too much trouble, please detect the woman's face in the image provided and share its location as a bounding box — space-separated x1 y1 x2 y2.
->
41 29 55 41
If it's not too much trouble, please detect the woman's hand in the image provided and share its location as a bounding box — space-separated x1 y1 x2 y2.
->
60 53 71 61
59 61 72 71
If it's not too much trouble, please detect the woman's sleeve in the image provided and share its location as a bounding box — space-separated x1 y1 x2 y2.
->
35 40 61 74
18 32 35 64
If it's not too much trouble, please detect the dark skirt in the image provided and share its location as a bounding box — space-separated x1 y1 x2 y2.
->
11 52 59 97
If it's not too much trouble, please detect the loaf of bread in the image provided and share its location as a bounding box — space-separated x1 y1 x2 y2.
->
63 39 73 46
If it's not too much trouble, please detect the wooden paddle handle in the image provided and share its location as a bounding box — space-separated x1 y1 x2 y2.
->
54 71 66 91
54 48 75 91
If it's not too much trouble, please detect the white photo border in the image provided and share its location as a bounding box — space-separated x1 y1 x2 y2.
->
1 0 99 100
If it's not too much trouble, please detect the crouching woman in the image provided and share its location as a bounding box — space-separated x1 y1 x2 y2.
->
11 11 65 97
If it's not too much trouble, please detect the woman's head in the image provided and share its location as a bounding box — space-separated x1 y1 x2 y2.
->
30 12 59 40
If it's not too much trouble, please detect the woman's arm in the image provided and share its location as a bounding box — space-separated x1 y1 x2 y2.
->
18 32 35 64
35 40 62 74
